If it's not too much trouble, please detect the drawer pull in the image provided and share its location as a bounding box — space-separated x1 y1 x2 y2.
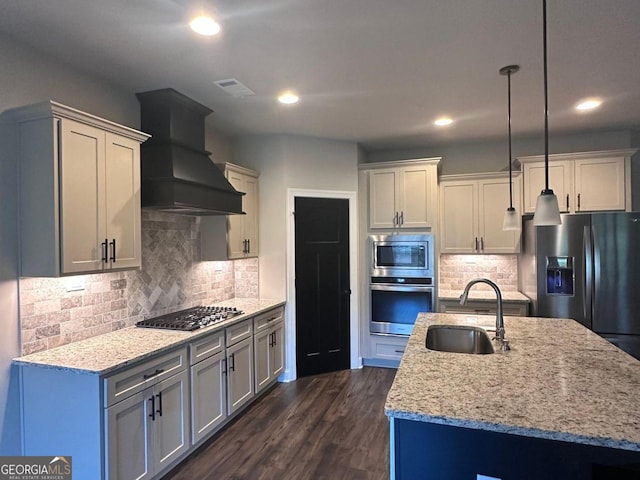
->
394 349 405 354
143 368 165 380
474 309 491 313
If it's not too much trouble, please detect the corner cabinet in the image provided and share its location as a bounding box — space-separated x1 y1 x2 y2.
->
519 149 637 214
439 172 522 254
201 163 259 260
9 101 149 276
365 158 440 230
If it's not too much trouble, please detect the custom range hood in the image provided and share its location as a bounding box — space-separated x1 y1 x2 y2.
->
136 88 244 215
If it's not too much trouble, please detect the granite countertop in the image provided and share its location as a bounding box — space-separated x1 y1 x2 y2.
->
13 298 285 376
385 313 640 452
438 289 530 303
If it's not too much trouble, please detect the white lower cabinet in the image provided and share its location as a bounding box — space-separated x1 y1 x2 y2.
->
105 354 190 480
254 321 285 394
253 306 285 394
190 342 227 445
226 336 255 415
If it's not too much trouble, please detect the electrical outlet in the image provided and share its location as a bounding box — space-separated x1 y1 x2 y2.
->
64 276 85 292
477 475 501 480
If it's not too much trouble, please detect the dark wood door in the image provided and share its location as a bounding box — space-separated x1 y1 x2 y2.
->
295 197 350 377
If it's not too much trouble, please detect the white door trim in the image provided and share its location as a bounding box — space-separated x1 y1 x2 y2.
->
282 188 362 382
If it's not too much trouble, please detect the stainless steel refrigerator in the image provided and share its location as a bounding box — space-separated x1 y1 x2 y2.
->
520 212 640 360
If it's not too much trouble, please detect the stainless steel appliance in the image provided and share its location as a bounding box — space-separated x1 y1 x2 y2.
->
520 212 640 359
369 234 435 335
136 305 244 331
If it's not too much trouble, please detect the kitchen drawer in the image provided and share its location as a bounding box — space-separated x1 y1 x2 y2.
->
104 346 188 407
371 335 408 360
226 319 253 347
253 306 285 333
439 299 528 317
190 329 225 365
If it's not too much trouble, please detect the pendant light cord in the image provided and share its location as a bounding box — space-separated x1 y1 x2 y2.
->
508 69 513 209
543 0 550 193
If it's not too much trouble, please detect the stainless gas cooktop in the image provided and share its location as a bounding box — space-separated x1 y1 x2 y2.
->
135 306 244 331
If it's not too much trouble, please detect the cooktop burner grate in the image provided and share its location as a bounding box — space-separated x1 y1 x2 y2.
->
136 305 244 331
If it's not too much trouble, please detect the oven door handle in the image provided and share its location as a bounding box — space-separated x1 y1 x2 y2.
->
370 283 434 293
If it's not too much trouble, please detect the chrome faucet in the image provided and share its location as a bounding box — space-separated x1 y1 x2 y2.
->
460 278 510 351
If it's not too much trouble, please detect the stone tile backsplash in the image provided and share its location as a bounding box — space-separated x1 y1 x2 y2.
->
438 255 519 292
20 211 259 355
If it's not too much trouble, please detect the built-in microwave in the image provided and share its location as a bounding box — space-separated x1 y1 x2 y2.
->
369 234 435 335
370 234 434 278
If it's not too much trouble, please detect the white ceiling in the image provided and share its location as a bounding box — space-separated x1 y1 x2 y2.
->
1 0 639 151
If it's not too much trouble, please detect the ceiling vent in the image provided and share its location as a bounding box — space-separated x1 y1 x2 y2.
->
213 78 255 97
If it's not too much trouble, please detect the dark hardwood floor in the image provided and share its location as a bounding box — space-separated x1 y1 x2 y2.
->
163 367 396 480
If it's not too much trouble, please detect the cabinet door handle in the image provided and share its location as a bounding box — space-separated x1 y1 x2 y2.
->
399 211 404 226
222 357 227 376
272 331 277 347
247 238 250 253
229 353 235 372
148 396 156 421
577 193 581 211
268 332 274 347
110 238 116 262
393 212 398 226
475 237 479 251
102 239 109 263
566 193 570 211
480 237 484 251
156 392 163 417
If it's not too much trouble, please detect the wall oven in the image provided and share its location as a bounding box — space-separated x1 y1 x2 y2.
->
369 234 435 336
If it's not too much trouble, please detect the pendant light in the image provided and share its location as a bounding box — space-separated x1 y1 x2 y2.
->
500 64 521 231
533 0 562 226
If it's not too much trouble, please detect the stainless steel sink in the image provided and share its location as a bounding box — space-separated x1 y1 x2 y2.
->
425 325 495 354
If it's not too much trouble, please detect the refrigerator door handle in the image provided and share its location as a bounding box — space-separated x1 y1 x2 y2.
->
583 226 593 322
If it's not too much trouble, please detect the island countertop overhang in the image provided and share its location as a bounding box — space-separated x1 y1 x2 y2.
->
385 313 640 452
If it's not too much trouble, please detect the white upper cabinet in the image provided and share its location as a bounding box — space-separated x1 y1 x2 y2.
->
201 162 259 260
366 158 440 230
520 149 637 214
10 101 149 276
440 173 522 254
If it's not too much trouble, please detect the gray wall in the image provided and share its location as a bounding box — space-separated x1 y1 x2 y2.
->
232 135 359 299
364 130 635 175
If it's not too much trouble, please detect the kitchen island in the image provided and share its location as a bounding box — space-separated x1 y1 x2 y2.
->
385 313 640 479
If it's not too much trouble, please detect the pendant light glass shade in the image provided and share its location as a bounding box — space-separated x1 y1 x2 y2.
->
533 0 561 226
533 190 561 225
503 207 520 231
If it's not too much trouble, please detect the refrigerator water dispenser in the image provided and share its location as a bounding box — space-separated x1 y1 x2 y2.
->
546 256 574 295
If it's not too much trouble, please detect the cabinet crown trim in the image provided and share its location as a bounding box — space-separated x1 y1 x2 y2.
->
7 100 150 143
517 149 638 164
218 162 260 178
358 157 441 171
440 171 521 182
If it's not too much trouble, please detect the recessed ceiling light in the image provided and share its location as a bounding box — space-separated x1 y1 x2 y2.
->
190 15 221 36
434 117 453 126
278 92 299 105
575 98 602 111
